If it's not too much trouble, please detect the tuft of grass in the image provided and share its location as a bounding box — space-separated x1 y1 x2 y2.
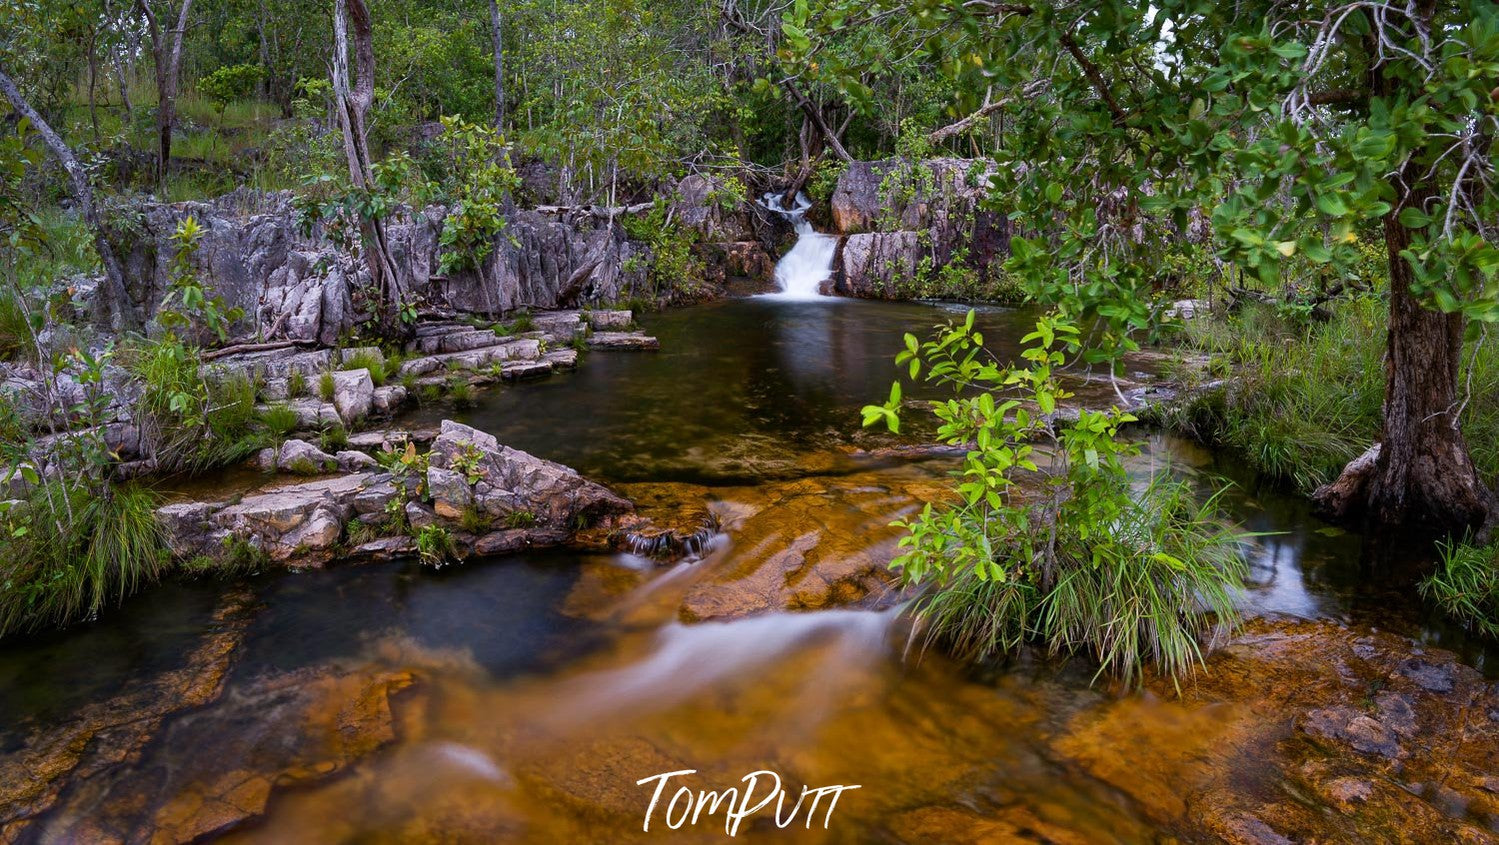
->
318 370 336 402
0 483 169 637
319 425 349 452
911 478 1246 688
448 378 475 408
260 403 300 438
344 349 386 386
287 369 307 398
459 505 492 533
1421 539 1499 639
504 509 537 529
509 310 535 333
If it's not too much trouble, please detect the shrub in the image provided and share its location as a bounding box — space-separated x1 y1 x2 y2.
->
1421 540 1499 639
0 483 168 637
864 311 1246 685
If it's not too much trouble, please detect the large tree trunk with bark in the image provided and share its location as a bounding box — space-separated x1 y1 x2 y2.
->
1314 171 1496 532
332 0 407 341
0 67 134 331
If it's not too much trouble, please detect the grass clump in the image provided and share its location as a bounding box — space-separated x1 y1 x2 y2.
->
318 370 337 402
1421 540 1499 639
260 403 300 438
287 368 307 398
0 483 169 637
866 310 1247 686
343 349 386 386
459 505 492 533
448 378 475 408
504 509 537 529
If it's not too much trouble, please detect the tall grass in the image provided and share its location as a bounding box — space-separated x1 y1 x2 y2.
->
1159 298 1499 494
912 477 1246 687
0 482 168 637
1421 540 1499 639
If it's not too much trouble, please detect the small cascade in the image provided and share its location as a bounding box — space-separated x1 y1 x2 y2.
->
761 191 837 299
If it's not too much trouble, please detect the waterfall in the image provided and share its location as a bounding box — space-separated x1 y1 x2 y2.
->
761 192 837 299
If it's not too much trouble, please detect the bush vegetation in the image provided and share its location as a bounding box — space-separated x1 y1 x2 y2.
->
864 311 1246 685
1157 298 1499 495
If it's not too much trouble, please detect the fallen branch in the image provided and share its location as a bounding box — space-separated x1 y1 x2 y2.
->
201 340 317 361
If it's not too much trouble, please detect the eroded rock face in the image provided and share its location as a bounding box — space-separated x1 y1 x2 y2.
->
827 158 1010 299
107 178 774 341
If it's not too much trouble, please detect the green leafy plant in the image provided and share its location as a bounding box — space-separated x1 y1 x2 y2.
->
435 116 519 274
863 310 1247 685
415 523 458 566
504 509 537 529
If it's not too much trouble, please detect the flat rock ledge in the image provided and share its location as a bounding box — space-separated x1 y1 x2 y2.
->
215 310 654 431
158 420 632 568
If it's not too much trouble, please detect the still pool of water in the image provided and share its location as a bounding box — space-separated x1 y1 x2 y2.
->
0 297 1492 843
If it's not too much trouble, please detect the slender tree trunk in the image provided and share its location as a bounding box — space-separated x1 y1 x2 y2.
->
139 0 194 189
0 67 133 331
489 0 505 133
86 27 101 142
332 0 407 340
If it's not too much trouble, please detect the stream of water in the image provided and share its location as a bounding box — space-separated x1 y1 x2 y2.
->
0 297 1492 843
762 192 836 300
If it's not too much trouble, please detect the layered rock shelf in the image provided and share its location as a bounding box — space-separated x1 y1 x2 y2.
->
158 420 633 569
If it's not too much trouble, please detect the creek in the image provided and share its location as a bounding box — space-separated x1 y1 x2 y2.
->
1 297 1493 843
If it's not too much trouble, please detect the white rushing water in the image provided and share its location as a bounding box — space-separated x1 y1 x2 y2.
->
762 191 837 299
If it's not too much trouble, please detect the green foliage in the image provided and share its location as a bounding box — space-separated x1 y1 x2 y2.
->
198 64 266 107
415 523 457 566
621 200 703 298
434 116 519 275
287 368 307 398
1422 539 1499 639
504 509 537 529
1160 299 1499 492
459 505 491 534
259 403 300 438
343 349 386 386
863 311 1246 684
447 377 475 408
319 425 349 453
0 483 168 637
318 370 336 402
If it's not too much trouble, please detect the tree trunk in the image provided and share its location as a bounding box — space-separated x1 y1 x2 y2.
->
1314 170 1496 531
489 0 505 133
332 0 407 341
0 66 134 331
139 0 194 189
